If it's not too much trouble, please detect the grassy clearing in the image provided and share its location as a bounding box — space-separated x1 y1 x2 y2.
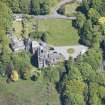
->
65 2 79 16
13 21 23 38
0 64 64 105
13 17 79 46
0 40 64 105
67 48 74 54
37 19 79 46
0 75 60 105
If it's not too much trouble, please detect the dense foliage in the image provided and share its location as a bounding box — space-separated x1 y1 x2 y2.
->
0 0 51 15
0 1 12 75
58 0 105 105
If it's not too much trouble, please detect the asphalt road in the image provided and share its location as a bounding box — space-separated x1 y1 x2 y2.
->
14 0 76 20
32 15 76 20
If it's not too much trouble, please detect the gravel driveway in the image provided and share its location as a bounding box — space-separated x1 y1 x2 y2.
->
54 45 88 60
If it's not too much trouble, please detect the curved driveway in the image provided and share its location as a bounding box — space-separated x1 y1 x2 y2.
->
51 0 74 15
54 45 88 60
14 0 77 20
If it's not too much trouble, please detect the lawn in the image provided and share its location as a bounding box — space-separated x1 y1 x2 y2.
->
12 1 80 46
13 17 79 46
0 59 64 105
65 2 79 16
67 48 74 54
0 75 60 105
13 21 23 38
37 19 79 46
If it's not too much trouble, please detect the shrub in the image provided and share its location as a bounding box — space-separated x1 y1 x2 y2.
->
11 70 19 81
22 65 31 80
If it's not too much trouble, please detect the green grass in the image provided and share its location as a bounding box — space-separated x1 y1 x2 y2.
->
25 18 79 46
0 60 64 105
37 19 79 46
13 21 23 38
67 48 74 54
65 2 79 16
13 16 79 46
0 75 60 105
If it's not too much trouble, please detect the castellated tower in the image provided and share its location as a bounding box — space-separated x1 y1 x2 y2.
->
37 44 48 68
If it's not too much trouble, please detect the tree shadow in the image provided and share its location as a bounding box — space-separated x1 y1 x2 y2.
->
31 53 38 67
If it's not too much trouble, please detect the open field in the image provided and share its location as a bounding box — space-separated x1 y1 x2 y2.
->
13 18 79 46
0 75 60 105
38 19 79 46
0 63 64 105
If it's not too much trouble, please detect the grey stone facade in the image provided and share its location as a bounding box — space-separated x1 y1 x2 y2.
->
37 42 61 68
10 36 61 68
10 37 25 52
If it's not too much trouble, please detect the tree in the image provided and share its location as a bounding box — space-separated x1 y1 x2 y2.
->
0 2 12 76
0 0 20 13
73 12 86 29
65 94 85 105
31 0 40 15
91 0 105 16
40 0 50 15
91 25 101 48
22 65 31 80
77 62 93 81
0 1 12 29
19 0 30 14
98 16 105 36
0 46 12 72
65 80 85 95
29 31 40 40
89 83 101 105
11 70 19 81
57 6 65 15
5 62 14 78
78 48 102 70
31 68 41 81
41 32 47 42
11 52 31 74
88 8 100 23
67 62 83 81
81 0 90 14
91 0 102 11
64 79 86 105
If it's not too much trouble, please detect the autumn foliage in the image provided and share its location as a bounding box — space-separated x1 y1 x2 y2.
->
11 71 19 81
